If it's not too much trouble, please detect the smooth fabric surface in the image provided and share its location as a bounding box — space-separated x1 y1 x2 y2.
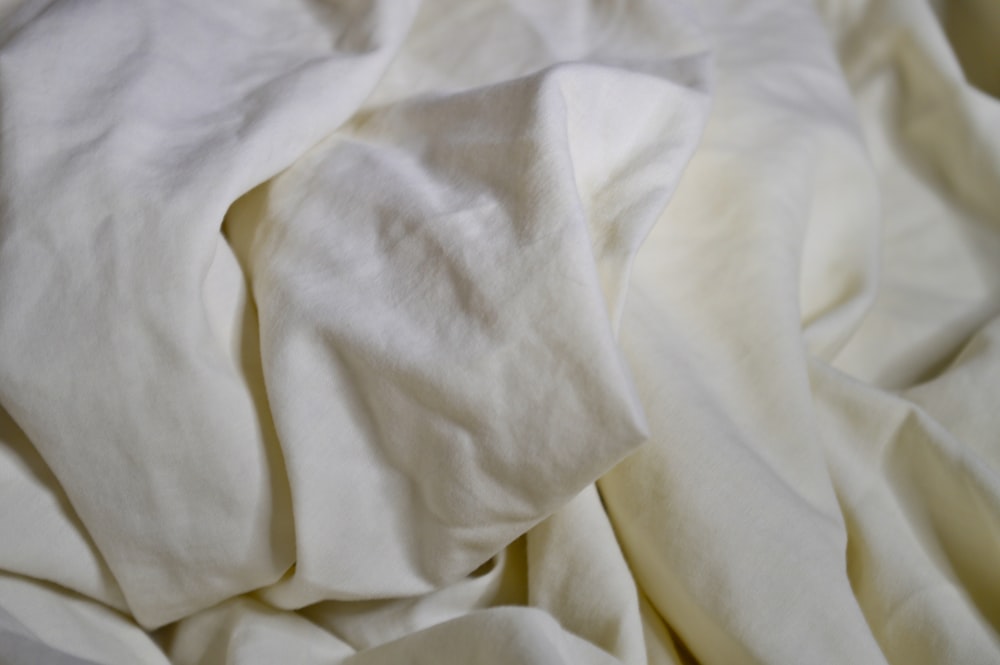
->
0 0 998 663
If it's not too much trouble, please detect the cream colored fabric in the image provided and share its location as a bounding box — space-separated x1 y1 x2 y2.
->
0 0 997 663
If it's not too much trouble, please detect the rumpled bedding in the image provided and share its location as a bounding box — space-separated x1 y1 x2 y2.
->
0 0 998 663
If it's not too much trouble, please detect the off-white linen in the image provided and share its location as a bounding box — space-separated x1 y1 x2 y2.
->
0 0 997 663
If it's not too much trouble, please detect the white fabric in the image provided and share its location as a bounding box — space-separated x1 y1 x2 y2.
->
0 0 998 663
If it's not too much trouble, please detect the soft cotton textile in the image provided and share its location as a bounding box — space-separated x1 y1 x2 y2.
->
0 0 998 663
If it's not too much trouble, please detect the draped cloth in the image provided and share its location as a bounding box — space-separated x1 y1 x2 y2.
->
0 0 998 662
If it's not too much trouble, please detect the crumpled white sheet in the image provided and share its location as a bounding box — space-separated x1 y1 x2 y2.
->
0 0 998 663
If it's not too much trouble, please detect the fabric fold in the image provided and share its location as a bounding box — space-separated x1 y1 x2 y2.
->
0 0 418 627
1 0 998 662
226 53 711 608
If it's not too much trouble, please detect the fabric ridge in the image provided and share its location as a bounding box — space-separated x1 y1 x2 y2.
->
0 0 997 663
